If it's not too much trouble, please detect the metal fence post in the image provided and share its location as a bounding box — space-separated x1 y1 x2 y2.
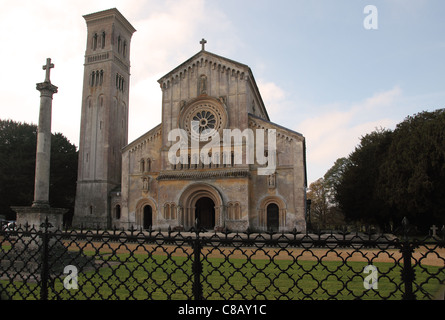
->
39 217 51 300
401 242 416 300
400 217 416 300
192 219 203 300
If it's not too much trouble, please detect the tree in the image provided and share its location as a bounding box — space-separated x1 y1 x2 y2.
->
378 109 445 229
49 132 79 225
323 157 350 207
0 119 78 222
307 178 329 228
307 176 345 229
333 109 445 231
336 128 393 227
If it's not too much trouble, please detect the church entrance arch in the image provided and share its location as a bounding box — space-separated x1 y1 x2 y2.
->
179 183 223 230
143 205 152 229
259 196 286 232
195 197 215 229
135 198 157 230
267 203 279 231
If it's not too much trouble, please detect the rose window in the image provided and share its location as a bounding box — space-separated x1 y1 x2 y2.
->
192 110 217 134
180 99 228 141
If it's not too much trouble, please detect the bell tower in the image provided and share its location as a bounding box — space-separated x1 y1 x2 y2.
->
73 8 136 228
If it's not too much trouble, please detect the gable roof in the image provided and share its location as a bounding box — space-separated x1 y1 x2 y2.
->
157 50 251 84
157 49 269 121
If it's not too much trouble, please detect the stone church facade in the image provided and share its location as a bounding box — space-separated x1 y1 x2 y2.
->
73 8 307 232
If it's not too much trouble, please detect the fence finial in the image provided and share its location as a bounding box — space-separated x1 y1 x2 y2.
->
40 216 53 231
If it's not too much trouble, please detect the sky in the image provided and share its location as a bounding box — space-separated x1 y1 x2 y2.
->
1 0 444 185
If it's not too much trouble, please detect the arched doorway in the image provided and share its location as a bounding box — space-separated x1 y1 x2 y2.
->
267 203 279 231
178 183 223 229
195 197 215 229
143 205 152 229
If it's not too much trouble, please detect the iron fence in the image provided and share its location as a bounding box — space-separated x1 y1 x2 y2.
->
0 219 444 300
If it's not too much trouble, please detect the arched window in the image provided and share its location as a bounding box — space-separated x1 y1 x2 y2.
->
164 203 177 220
140 159 145 172
101 32 106 49
164 204 170 220
227 202 241 220
117 36 122 53
115 205 121 220
123 41 127 57
146 158 151 172
93 33 98 50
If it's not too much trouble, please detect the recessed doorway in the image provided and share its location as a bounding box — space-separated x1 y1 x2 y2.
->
195 197 215 229
143 205 152 229
267 203 279 231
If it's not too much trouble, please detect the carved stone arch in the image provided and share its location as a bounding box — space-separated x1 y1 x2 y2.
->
135 197 157 228
97 94 106 108
86 95 92 108
258 196 287 231
227 201 241 220
163 202 177 220
178 183 224 229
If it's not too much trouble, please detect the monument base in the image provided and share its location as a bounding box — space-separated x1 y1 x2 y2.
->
1 206 94 278
12 205 67 230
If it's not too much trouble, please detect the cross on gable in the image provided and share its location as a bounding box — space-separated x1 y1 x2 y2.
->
200 38 207 51
42 58 54 83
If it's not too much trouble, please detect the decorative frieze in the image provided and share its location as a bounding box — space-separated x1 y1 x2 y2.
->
157 168 250 181
86 52 110 63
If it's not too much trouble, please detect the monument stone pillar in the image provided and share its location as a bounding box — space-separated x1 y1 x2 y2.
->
33 58 58 208
12 58 67 230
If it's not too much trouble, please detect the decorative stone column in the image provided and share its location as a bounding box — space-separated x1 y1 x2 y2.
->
12 58 67 230
33 58 58 208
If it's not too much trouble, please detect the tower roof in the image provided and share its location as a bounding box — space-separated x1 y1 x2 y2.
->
83 8 136 35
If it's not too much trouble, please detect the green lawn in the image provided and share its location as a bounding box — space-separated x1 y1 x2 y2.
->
1 251 443 300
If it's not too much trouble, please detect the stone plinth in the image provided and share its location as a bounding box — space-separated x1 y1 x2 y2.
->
4 206 93 276
11 206 67 253
13 205 66 230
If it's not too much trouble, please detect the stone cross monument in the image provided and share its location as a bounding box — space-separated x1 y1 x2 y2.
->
12 58 67 230
33 58 58 208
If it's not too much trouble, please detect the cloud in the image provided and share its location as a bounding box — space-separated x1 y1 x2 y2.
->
296 87 402 183
256 80 287 117
254 81 403 184
358 86 402 111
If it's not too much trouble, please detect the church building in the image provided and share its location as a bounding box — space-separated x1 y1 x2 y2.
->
73 8 308 232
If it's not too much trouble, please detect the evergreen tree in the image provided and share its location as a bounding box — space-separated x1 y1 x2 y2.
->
336 128 393 227
378 109 445 229
0 119 78 223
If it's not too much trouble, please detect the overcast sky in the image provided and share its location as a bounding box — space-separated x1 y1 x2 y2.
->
1 0 444 184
